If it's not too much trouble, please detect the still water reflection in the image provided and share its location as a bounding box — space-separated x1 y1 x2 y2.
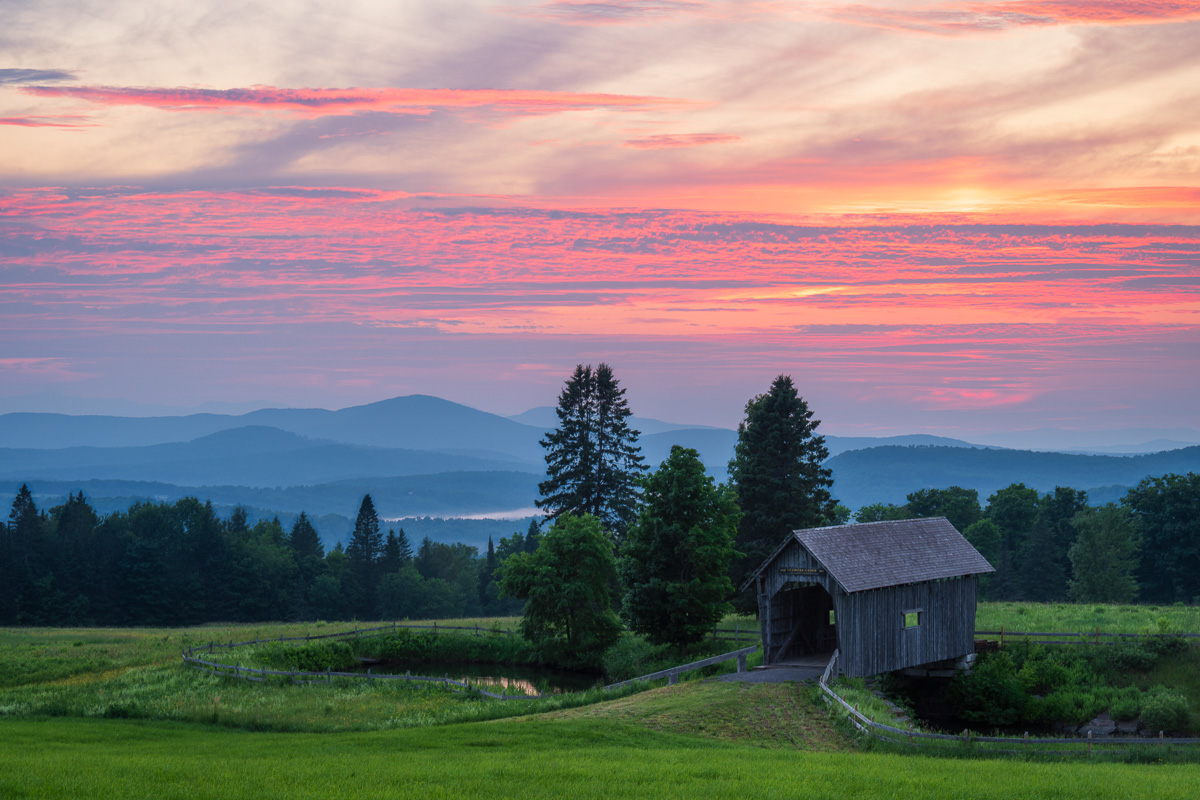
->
358 660 601 696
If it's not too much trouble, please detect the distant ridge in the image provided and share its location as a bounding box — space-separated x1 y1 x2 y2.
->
828 444 1200 508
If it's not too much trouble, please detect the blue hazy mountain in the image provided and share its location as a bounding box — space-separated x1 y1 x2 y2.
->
827 444 1200 509
0 426 538 487
0 395 545 462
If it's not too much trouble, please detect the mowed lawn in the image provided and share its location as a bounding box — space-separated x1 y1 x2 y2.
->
3 715 1199 800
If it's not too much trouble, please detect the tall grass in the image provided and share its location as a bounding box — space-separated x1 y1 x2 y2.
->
3 716 1199 800
975 603 1200 635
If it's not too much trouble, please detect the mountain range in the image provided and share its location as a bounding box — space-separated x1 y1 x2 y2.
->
3 394 1198 549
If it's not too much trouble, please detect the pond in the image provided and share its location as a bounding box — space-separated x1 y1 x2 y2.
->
354 660 602 696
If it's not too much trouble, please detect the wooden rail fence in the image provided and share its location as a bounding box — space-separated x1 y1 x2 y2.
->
716 626 1200 646
817 648 1200 754
181 621 758 699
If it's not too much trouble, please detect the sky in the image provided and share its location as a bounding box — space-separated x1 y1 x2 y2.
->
2 0 1199 441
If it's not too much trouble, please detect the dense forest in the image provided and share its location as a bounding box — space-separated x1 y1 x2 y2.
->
3 470 1197 627
855 474 1200 605
0 487 530 626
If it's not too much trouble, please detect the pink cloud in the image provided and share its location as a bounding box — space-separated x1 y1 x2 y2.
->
623 133 740 149
832 0 1200 34
0 115 93 128
20 85 694 119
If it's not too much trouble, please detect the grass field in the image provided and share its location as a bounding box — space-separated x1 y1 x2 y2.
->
974 602 1200 635
4 610 1200 798
3 716 1200 800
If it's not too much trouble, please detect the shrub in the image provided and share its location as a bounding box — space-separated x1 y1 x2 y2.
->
253 640 356 672
951 651 1025 726
1109 687 1142 721
1142 686 1189 733
601 634 671 683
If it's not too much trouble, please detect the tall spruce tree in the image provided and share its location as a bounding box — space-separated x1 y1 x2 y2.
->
537 363 645 540
346 494 383 615
727 376 836 607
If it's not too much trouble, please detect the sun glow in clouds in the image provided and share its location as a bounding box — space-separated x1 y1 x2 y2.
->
0 0 1197 430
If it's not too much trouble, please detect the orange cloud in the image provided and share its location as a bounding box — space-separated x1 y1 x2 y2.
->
20 85 695 118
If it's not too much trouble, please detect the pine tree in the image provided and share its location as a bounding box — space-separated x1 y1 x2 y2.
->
289 512 324 566
537 363 645 540
381 530 402 574
479 536 497 609
346 494 383 616
727 376 836 604
395 527 413 563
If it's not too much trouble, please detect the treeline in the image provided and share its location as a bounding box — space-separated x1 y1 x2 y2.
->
854 473 1200 605
0 486 532 626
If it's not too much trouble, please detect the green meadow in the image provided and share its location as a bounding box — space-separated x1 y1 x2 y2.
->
2 607 1200 799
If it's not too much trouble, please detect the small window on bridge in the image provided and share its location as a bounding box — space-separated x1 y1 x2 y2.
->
903 611 921 628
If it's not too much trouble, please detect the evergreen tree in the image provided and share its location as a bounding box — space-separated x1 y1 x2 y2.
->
479 536 497 609
395 527 413 563
727 376 836 605
381 530 402 575
523 519 541 553
1068 504 1139 603
620 446 742 654
4 484 41 623
346 494 383 616
289 512 324 567
537 363 645 540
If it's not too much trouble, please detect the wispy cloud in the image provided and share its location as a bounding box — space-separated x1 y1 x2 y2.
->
21 84 695 118
0 68 76 84
831 1 1200 34
0 114 92 128
623 133 739 148
515 0 705 24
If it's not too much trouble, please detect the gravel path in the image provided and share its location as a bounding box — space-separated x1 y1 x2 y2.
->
718 665 825 683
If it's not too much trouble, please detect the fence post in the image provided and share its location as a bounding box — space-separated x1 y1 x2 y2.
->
434 621 438 635
235 662 240 678
327 667 331 684
737 652 747 673
735 622 739 643
668 671 678 685
1088 730 1092 754
962 728 969 746
475 623 479 637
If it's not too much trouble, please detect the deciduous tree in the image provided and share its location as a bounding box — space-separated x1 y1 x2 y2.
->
620 446 741 653
500 513 621 664
1068 504 1139 603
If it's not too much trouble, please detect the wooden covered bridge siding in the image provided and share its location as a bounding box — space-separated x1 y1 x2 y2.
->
751 517 994 678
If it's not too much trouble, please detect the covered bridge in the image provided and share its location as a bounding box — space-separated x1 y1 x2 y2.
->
743 517 994 677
